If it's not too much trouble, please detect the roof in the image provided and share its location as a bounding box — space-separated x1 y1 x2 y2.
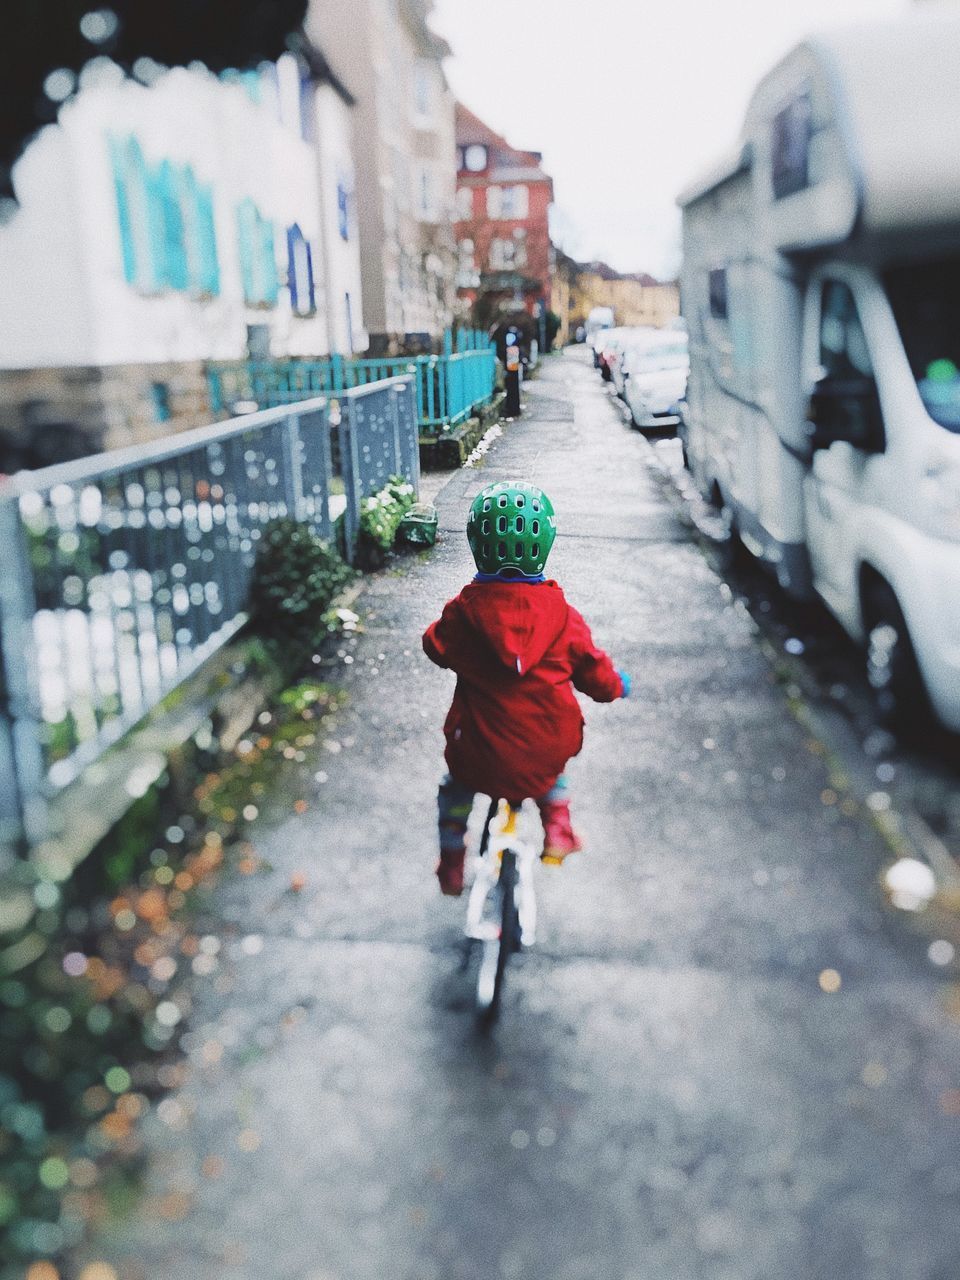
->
455 102 552 183
677 144 750 209
400 0 452 59
290 35 356 107
803 14 960 236
678 10 960 235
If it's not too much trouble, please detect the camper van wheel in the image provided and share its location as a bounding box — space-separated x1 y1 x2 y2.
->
864 581 929 732
711 486 745 564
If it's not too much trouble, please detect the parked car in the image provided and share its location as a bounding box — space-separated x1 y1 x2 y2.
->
621 331 689 430
590 324 615 370
585 306 615 346
610 327 658 398
596 327 629 382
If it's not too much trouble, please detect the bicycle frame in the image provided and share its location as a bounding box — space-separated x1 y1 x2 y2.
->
465 800 538 947
466 800 538 1015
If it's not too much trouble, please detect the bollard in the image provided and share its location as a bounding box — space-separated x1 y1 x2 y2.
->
504 328 522 418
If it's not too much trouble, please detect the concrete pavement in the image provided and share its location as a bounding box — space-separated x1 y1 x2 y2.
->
84 348 960 1280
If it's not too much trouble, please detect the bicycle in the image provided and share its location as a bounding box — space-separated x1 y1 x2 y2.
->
464 798 540 1018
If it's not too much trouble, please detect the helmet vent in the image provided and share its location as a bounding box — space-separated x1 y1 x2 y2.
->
497 515 507 534
531 542 539 559
498 495 508 508
516 495 525 507
532 499 541 512
515 515 524 533
531 519 539 535
481 519 490 535
515 543 523 558
483 498 492 513
497 540 507 559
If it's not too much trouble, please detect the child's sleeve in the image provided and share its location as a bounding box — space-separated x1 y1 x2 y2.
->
566 606 626 702
422 599 465 670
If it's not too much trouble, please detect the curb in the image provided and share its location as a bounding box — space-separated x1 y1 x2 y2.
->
639 427 960 901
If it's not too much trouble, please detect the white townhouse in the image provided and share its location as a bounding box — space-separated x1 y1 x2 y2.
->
0 48 366 465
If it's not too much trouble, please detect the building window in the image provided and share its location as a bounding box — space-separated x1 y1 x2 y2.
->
337 181 350 241
513 227 528 269
489 238 516 271
237 199 279 306
413 60 433 122
246 324 271 359
485 185 528 220
708 267 728 320
772 89 813 200
456 186 474 220
416 165 438 221
464 144 487 173
109 133 220 297
501 186 529 219
286 223 316 315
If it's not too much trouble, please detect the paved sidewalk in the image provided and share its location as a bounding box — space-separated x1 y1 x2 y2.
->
87 349 960 1280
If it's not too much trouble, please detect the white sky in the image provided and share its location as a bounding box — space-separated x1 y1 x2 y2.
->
431 0 909 278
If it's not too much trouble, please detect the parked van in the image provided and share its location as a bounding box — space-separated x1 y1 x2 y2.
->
678 13 960 730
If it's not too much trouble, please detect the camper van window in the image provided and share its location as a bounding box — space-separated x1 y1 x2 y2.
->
885 259 960 434
709 268 728 320
820 282 873 381
772 91 813 201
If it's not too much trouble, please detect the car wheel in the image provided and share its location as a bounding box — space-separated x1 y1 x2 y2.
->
864 580 931 733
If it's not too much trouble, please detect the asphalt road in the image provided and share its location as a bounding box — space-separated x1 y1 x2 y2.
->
85 347 960 1280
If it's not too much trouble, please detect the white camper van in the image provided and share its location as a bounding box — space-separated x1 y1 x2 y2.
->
679 14 960 731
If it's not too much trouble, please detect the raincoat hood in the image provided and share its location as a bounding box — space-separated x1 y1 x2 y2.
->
457 580 569 676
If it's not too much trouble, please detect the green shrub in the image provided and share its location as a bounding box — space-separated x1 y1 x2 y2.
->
356 477 416 569
248 519 354 651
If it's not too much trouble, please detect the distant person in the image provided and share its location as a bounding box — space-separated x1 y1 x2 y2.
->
575 324 586 343
422 480 630 896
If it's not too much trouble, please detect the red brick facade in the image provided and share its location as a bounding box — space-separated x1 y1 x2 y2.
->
454 103 554 319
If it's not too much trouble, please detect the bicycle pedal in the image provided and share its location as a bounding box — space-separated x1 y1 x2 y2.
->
540 853 565 866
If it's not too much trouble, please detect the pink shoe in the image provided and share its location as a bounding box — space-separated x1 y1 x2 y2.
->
538 800 583 865
436 847 466 896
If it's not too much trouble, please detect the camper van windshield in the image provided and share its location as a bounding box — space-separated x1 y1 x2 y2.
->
885 259 960 434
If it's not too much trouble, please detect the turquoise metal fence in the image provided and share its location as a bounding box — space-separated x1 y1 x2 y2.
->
208 334 497 436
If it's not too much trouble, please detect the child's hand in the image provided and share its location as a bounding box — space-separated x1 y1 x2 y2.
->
617 671 631 699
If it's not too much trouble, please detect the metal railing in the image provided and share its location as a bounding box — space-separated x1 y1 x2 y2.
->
208 346 497 436
0 376 418 852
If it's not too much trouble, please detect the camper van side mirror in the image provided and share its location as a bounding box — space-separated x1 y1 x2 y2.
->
806 377 885 454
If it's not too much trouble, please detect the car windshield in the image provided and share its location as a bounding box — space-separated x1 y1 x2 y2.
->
884 258 960 433
634 343 688 373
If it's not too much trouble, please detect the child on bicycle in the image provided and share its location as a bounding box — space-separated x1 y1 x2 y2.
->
423 480 630 896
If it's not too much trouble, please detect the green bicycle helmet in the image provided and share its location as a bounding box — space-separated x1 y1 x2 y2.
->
467 480 557 578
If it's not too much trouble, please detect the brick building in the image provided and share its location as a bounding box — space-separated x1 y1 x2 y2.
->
454 103 554 326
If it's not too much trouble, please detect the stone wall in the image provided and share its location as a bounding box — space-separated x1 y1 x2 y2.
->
0 361 212 471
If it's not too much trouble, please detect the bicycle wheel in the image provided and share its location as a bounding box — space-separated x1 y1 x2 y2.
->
476 850 519 1017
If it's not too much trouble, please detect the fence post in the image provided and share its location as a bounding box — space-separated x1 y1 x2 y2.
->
397 378 421 496
331 353 345 396
298 405 333 542
0 499 47 856
280 411 305 521
339 396 362 565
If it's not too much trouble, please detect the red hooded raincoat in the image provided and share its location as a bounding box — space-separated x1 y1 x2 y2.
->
423 580 623 800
